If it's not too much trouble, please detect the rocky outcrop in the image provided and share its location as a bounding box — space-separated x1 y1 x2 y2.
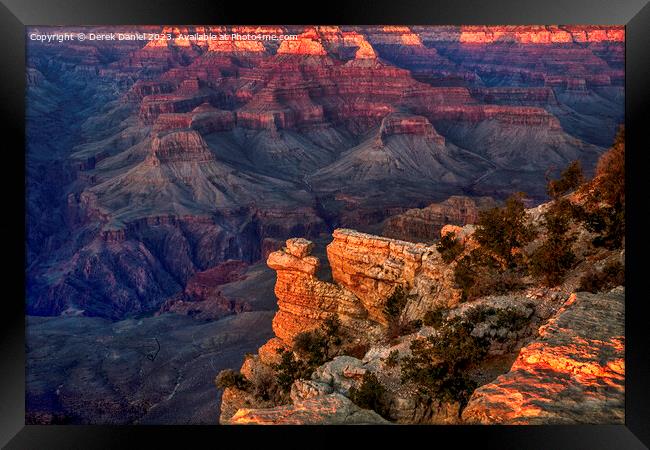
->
427 105 562 128
327 229 460 324
462 287 625 424
276 28 328 56
382 195 496 242
152 104 235 134
219 230 459 423
124 80 174 102
266 238 378 345
378 113 445 145
327 230 422 323
470 87 558 106
139 94 213 124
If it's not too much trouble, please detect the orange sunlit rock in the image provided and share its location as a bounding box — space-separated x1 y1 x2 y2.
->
277 28 327 55
207 39 265 53
459 25 624 44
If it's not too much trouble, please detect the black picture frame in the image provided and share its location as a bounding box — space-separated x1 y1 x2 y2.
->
2 0 649 448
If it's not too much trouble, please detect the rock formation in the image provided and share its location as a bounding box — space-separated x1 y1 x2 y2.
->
219 229 462 423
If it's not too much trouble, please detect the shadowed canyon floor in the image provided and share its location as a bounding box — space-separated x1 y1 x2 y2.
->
26 311 274 424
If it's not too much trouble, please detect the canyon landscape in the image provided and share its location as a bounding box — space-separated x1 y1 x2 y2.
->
25 25 624 424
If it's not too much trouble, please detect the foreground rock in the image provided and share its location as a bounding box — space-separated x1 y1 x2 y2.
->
462 287 624 424
225 393 390 425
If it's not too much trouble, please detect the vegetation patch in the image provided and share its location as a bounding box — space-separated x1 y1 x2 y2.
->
546 160 584 200
348 372 391 419
575 128 625 249
215 369 250 391
453 247 526 302
422 305 447 328
579 260 625 293
383 349 400 368
401 316 490 408
463 304 532 342
383 285 419 340
529 198 578 287
436 231 464 263
272 349 313 393
272 315 348 394
473 193 537 268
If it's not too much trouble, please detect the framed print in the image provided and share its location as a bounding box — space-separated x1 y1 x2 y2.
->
2 0 649 447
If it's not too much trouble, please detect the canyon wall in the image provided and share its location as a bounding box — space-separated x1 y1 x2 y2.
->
27 25 623 320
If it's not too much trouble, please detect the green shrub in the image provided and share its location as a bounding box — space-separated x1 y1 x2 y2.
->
383 285 413 321
272 349 312 392
274 315 347 392
594 127 625 208
529 199 577 287
348 372 391 419
577 127 625 249
450 193 534 301
293 330 328 367
580 205 625 249
293 315 343 367
400 316 489 407
462 305 496 324
215 369 250 391
383 285 419 340
422 305 447 328
427 317 490 365
493 307 531 332
547 160 584 200
437 232 464 263
578 261 625 293
473 193 537 268
453 248 525 302
463 304 531 342
248 364 283 403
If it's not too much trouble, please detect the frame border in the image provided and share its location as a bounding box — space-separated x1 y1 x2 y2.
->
2 0 649 448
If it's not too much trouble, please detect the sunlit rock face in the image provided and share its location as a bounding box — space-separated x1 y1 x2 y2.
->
276 28 328 55
327 229 431 324
462 287 625 424
266 237 373 346
457 25 624 44
264 229 462 346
